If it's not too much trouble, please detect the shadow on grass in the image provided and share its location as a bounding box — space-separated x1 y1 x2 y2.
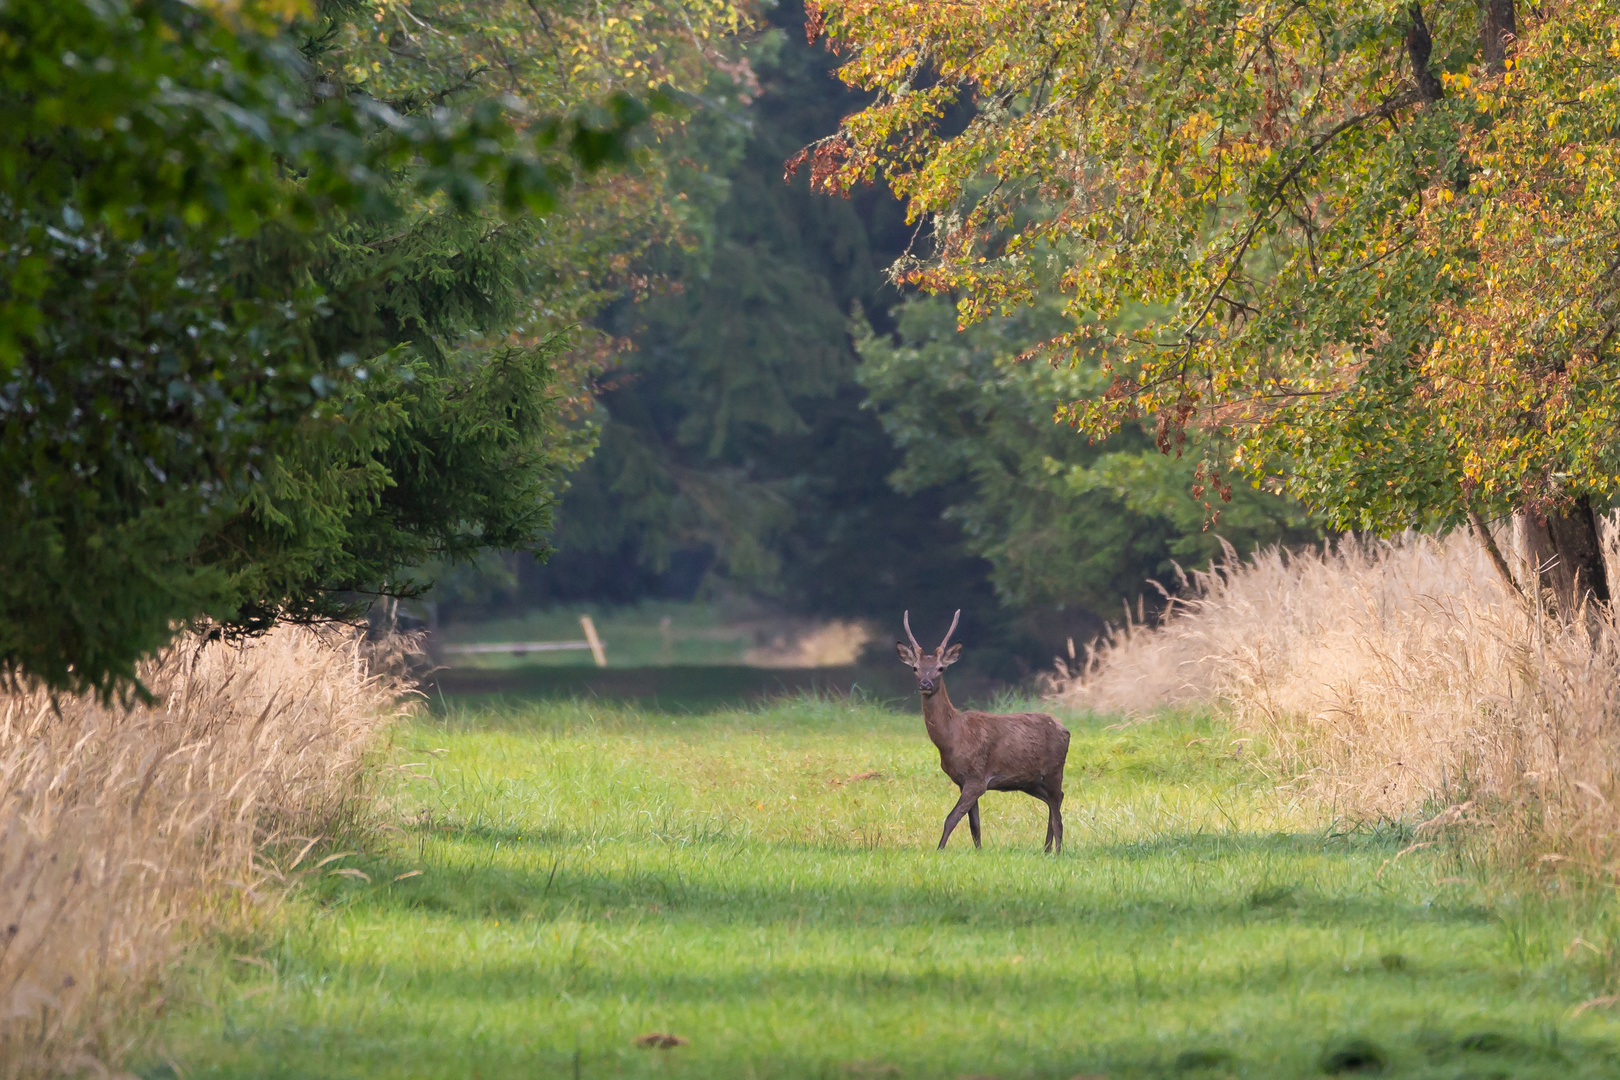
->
319 825 1497 935
155 821 1620 1080
157 704 1607 1077
415 661 1070 718
406 694 1211 745
413 694 919 736
177 839 1606 1080
142 1028 1611 1080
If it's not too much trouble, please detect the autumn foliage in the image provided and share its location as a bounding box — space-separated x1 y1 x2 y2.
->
1420 19 1620 514
809 0 1620 534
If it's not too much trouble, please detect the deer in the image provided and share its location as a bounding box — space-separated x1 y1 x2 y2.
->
896 610 1071 854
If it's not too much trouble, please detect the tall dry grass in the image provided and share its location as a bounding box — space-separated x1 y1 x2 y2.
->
1055 531 1620 867
0 626 409 1078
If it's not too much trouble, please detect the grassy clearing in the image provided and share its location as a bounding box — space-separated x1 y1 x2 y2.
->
150 696 1620 1079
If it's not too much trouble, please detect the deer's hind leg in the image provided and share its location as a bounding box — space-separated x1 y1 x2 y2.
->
1049 736 1070 855
968 802 982 849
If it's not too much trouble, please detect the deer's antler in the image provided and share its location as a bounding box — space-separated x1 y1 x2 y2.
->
902 610 922 651
939 609 961 652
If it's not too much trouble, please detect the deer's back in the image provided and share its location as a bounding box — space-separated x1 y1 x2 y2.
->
957 709 1069 787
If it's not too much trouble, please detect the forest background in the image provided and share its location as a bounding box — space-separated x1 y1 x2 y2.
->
13 0 1620 694
0 0 1322 699
434 0 1318 677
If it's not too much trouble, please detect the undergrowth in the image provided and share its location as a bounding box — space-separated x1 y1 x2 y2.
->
0 627 407 1078
1057 530 1620 878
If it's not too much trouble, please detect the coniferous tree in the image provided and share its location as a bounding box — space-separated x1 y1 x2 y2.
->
0 0 739 697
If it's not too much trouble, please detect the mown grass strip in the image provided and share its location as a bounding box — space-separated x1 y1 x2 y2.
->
151 697 1620 1079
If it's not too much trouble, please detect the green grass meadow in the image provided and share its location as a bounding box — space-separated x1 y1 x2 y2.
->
150 696 1620 1079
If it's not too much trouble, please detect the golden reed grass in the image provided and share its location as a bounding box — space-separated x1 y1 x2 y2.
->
0 626 409 1078
1054 530 1620 869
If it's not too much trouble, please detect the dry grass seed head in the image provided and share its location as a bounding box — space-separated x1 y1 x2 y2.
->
0 625 410 1078
1054 528 1620 871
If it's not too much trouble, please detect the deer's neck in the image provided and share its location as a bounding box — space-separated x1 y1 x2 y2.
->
920 684 960 747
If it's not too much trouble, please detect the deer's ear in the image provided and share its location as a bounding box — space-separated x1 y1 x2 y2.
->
895 641 919 667
939 642 963 667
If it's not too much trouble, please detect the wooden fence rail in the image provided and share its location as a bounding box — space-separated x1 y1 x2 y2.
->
439 615 607 667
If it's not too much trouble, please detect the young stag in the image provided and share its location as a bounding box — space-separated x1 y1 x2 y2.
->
896 610 1071 853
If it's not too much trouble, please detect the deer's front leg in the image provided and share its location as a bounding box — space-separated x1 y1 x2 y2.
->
939 783 986 850
967 801 982 848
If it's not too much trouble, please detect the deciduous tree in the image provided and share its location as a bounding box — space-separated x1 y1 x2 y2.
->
856 296 1319 613
810 0 1620 615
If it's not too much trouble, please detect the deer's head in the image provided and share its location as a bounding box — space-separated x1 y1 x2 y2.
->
896 609 962 695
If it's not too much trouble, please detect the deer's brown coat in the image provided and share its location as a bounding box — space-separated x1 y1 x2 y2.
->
897 610 1071 853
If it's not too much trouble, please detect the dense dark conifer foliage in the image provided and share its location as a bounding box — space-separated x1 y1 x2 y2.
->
0 0 714 697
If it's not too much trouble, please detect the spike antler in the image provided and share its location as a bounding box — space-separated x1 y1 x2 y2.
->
902 610 922 651
939 609 961 652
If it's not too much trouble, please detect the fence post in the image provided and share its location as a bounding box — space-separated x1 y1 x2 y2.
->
579 615 607 668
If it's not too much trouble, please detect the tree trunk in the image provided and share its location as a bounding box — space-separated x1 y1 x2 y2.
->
1515 497 1611 618
1480 0 1516 72
1469 0 1612 619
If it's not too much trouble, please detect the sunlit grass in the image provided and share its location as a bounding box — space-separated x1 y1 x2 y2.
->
151 696 1620 1078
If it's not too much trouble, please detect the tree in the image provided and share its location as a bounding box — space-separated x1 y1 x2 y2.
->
0 0 738 697
568 18 894 590
522 3 1009 655
856 296 1319 614
810 0 1620 616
